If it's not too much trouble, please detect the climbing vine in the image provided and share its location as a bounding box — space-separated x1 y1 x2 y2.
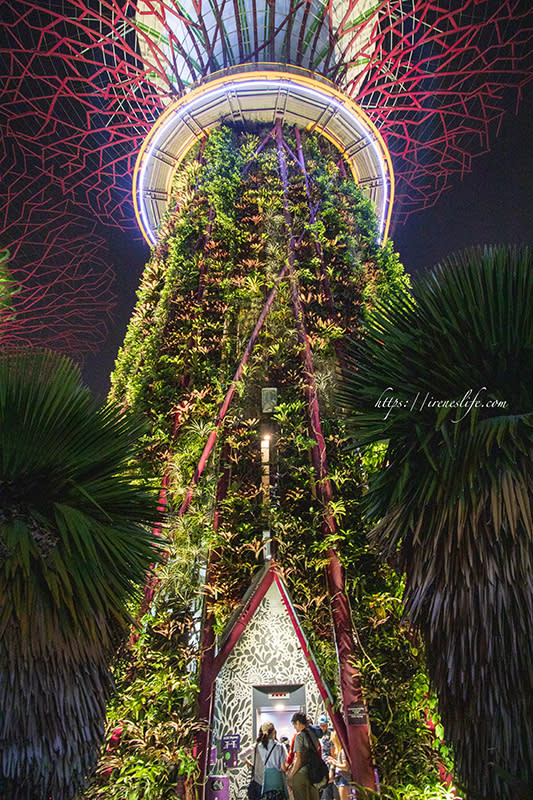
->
85 125 450 798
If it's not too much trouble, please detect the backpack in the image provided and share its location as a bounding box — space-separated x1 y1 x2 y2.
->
303 730 329 789
247 743 275 800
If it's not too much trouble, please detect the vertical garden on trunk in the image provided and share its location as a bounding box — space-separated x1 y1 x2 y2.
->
88 125 450 798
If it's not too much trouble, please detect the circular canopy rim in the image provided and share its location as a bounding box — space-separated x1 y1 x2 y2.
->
133 69 394 246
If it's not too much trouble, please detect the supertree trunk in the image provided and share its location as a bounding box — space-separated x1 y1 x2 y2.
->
111 122 409 792
274 120 374 787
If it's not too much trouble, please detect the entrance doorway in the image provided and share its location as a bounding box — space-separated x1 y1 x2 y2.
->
253 684 305 741
257 706 299 742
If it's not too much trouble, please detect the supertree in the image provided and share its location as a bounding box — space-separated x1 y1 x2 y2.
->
0 113 117 353
0 205 115 354
1 2 533 800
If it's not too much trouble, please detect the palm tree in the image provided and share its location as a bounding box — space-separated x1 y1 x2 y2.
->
0 349 162 799
337 245 533 799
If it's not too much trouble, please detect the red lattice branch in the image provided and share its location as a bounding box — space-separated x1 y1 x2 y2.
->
1 0 532 337
2 0 532 228
0 196 115 354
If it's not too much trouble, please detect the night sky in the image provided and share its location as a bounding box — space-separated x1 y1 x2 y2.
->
82 88 533 398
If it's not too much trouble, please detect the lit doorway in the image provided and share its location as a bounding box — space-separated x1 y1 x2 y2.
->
257 706 300 741
253 684 305 742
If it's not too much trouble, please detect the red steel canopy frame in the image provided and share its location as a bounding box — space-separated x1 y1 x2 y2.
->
1 2 532 350
1 0 532 230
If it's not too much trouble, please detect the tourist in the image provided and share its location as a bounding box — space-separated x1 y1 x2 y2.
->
327 731 351 800
316 715 339 800
257 721 289 800
287 712 320 800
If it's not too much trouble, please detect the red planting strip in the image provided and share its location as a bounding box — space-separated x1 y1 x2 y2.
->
242 127 276 175
275 120 376 791
178 259 289 516
212 566 277 674
293 127 346 369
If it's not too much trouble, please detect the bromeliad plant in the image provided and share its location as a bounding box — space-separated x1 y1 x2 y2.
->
0 349 162 800
338 245 533 800
98 124 448 797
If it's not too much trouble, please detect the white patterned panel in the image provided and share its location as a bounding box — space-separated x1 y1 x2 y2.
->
211 580 327 799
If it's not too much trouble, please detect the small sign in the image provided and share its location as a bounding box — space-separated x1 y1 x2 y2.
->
207 776 230 800
262 387 278 413
221 734 241 750
346 703 368 726
221 734 241 768
268 692 289 699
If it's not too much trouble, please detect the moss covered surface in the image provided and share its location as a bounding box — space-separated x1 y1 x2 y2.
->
84 126 449 798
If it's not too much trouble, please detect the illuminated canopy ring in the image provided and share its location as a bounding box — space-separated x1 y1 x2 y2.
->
134 69 394 245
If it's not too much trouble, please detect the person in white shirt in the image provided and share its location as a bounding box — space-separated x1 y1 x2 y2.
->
256 721 289 800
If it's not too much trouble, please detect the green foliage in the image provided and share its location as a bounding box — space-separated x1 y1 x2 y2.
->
357 784 460 800
86 605 201 800
0 348 162 800
0 249 20 336
338 245 533 799
103 125 444 797
0 248 20 309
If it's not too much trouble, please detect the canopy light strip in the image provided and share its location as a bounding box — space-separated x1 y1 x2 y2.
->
133 69 394 246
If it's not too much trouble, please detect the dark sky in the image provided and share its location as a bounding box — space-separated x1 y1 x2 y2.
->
393 88 533 276
82 88 533 398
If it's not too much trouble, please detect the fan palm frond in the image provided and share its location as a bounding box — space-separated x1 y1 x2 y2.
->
338 245 533 800
0 348 163 799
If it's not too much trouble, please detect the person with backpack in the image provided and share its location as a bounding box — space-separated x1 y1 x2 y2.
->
287 712 327 800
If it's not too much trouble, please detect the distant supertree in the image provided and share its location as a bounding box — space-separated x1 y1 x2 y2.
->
1 2 533 800
0 205 115 353
0 137 116 352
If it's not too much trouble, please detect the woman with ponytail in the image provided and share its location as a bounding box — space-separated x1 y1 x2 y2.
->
257 721 289 800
